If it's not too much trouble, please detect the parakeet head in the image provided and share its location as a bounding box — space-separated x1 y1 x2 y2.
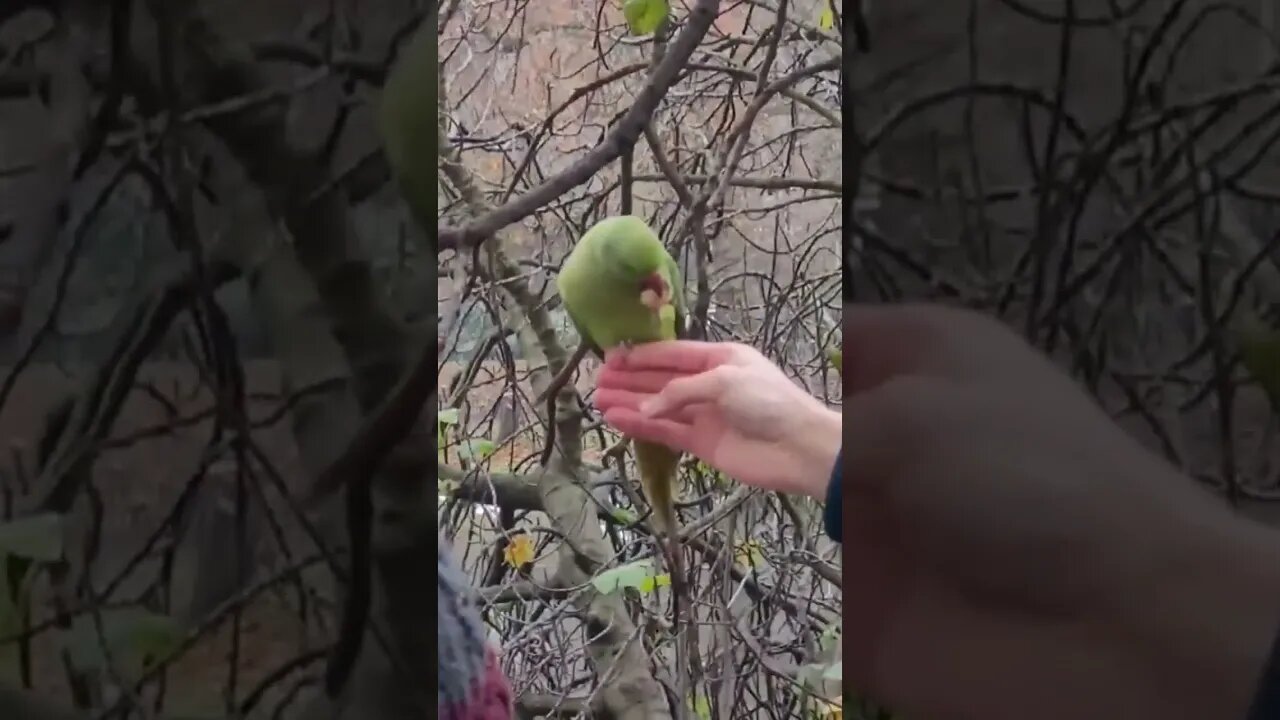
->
589 215 674 312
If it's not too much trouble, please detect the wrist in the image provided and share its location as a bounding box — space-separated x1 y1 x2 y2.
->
791 404 841 501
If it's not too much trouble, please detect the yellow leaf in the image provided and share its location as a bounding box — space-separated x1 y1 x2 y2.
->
734 539 766 568
818 0 836 31
503 533 536 568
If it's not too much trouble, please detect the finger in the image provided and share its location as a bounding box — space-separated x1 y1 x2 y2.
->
593 388 652 414
604 340 733 374
640 366 732 417
602 408 701 456
596 367 685 394
594 389 703 423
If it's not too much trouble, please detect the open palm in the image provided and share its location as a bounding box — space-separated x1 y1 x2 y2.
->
593 341 840 497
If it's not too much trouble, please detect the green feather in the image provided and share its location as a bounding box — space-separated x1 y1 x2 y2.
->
556 215 687 532
378 20 438 232
556 215 686 350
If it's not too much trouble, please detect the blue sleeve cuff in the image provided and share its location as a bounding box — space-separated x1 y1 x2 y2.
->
823 447 842 543
1249 623 1280 720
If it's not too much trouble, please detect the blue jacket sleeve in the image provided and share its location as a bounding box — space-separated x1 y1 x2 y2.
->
823 447 842 543
1250 628 1280 720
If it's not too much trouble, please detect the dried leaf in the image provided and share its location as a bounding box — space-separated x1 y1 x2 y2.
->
503 533 536 568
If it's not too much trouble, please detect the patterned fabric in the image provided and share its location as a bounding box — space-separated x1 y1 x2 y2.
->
439 540 514 720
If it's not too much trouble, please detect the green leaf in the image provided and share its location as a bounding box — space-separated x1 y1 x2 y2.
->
623 0 668 35
610 508 639 524
438 408 459 452
818 621 841 653
66 608 185 681
592 558 670 594
826 346 842 377
0 513 63 562
818 0 836 31
1234 315 1280 410
689 694 713 720
638 573 672 593
821 661 842 680
695 459 730 489
457 438 497 461
796 663 823 692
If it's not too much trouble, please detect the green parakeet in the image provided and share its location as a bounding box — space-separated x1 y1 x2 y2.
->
556 215 687 540
558 215 697 696
378 18 437 232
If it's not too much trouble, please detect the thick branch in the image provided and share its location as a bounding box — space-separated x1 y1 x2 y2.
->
438 463 545 510
436 0 722 250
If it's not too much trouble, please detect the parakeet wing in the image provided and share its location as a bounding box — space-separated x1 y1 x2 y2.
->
564 302 604 359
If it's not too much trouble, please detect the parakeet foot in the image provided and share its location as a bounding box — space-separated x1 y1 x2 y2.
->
609 340 635 361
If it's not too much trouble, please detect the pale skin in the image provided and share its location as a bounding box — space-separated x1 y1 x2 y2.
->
594 303 1280 720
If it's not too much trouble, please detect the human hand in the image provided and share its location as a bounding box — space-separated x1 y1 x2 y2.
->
593 340 840 498
836 303 1280 720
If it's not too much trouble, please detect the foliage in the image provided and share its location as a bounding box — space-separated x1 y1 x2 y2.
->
2 0 1273 717
590 558 670 595
437 0 843 716
64 608 185 684
623 0 669 36
1234 314 1280 412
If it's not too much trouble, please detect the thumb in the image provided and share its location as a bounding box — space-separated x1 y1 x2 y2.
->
641 365 733 418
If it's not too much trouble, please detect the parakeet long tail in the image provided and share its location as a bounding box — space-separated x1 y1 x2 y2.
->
635 439 690 716
636 440 680 536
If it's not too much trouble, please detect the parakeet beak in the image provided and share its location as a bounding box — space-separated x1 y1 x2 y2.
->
639 273 670 312
640 288 662 310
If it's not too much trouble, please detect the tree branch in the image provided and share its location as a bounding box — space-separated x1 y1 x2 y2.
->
436 0 722 251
